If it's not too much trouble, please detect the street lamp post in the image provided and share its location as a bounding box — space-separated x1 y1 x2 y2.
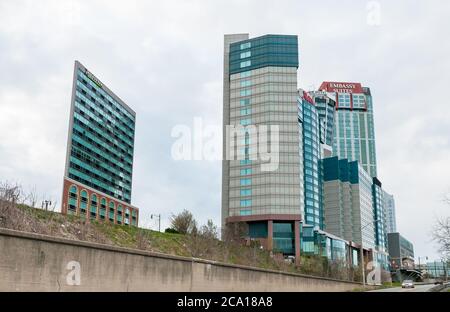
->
441 258 448 282
417 256 428 279
151 214 161 232
360 219 381 288
445 259 449 282
41 200 52 211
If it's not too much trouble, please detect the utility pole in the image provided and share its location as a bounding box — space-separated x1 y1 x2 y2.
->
417 256 428 280
151 214 161 232
360 219 381 288
445 259 449 282
441 258 448 282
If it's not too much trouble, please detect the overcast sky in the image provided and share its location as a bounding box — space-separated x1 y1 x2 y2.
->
1 0 449 261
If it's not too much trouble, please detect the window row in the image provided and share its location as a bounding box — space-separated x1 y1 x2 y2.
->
73 111 134 165
75 81 135 136
78 71 135 122
67 184 137 226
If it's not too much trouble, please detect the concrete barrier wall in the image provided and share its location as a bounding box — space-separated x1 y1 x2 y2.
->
0 228 364 292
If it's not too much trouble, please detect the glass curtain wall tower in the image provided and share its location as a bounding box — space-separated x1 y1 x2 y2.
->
319 82 378 178
62 61 138 226
383 191 397 234
298 91 323 229
222 34 302 259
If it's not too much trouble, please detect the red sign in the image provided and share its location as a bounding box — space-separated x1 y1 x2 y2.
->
319 81 363 94
302 91 314 105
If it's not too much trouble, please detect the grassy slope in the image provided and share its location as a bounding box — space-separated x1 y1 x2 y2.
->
0 203 359 281
4 204 283 271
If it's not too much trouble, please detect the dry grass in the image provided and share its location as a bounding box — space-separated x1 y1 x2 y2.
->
0 197 358 282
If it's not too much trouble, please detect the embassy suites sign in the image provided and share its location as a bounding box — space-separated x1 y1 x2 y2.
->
319 81 363 94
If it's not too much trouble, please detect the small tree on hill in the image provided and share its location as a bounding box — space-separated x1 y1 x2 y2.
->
170 209 197 235
200 219 218 240
432 216 450 261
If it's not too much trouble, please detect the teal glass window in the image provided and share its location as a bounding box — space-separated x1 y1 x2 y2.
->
240 160 252 165
68 185 78 211
240 80 252 87
90 194 97 207
240 99 250 106
240 51 251 59
240 178 252 186
240 89 252 96
241 135 251 145
240 119 251 126
338 94 351 108
240 108 251 116
240 189 252 196
109 201 115 221
80 190 88 210
240 147 251 157
240 42 251 50
240 168 252 176
240 199 252 207
240 209 252 216
240 60 251 68
69 185 78 198
240 71 251 78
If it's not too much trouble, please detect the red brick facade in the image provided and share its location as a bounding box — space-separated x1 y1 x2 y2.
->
61 177 139 226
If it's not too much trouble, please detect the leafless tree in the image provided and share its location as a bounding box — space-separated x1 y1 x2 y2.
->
223 222 248 243
0 181 22 204
21 186 38 207
170 210 197 234
432 216 450 260
200 219 218 240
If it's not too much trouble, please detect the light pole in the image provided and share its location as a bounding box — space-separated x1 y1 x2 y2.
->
151 214 161 232
41 200 52 211
441 258 448 282
417 256 428 278
360 219 381 288
445 259 449 282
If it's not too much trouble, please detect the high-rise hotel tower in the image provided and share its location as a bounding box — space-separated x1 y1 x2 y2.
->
319 82 378 178
222 34 302 257
61 61 138 226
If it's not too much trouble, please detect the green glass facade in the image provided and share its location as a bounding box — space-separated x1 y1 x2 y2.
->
298 96 323 229
66 62 136 204
312 92 336 148
301 224 347 262
372 178 387 251
273 222 295 255
332 88 378 178
229 34 299 75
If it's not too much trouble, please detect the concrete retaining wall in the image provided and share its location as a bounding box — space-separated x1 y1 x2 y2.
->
0 228 364 292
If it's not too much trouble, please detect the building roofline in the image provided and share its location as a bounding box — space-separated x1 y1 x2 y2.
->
74 60 136 117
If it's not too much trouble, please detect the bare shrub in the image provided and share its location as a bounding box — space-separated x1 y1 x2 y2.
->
170 210 197 234
432 216 450 260
223 222 248 243
200 219 218 240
